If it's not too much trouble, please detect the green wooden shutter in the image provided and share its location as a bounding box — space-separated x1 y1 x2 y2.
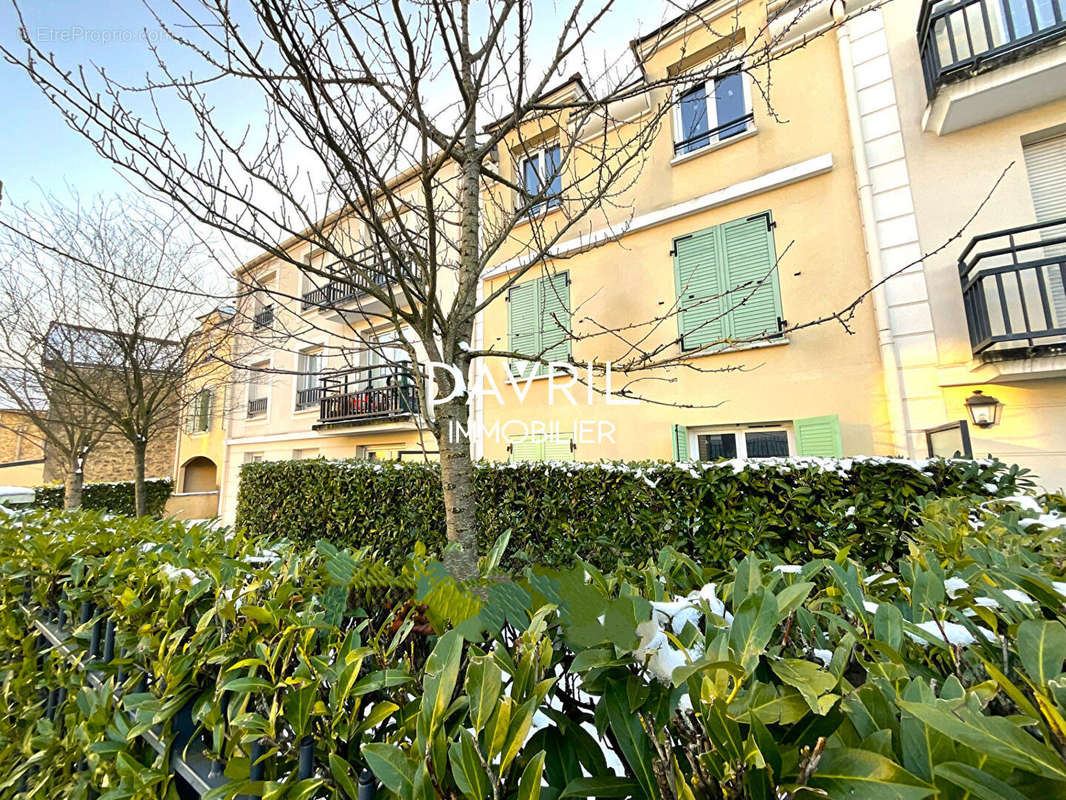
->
721 214 782 342
539 272 571 366
508 280 539 377
672 424 689 461
674 229 726 350
510 438 543 462
543 432 574 461
794 414 843 457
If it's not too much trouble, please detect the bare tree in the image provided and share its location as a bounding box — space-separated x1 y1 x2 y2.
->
0 192 230 515
2 0 882 574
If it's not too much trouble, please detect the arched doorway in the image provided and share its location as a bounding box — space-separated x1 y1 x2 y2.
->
181 456 217 493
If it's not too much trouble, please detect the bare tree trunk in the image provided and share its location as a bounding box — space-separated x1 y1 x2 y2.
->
63 467 84 510
439 395 479 581
132 438 147 517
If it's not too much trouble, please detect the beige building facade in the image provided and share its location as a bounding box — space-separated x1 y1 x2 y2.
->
870 0 1066 488
198 0 1066 526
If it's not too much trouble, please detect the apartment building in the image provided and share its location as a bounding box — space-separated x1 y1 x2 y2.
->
869 0 1066 487
193 0 1066 525
475 0 898 465
211 188 458 522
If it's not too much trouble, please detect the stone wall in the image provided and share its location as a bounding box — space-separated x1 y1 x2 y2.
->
0 410 45 465
42 420 178 484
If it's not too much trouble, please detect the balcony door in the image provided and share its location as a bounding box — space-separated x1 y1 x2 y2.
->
1023 130 1066 326
362 338 409 388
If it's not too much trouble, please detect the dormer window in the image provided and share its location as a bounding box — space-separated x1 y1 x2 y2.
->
674 70 752 156
520 143 562 214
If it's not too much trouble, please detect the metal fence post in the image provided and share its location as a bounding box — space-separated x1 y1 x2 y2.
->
358 769 377 800
102 619 116 664
297 736 314 779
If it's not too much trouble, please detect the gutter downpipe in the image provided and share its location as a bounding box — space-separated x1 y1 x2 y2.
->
834 1 913 456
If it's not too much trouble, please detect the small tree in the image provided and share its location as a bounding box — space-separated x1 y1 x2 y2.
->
0 192 229 515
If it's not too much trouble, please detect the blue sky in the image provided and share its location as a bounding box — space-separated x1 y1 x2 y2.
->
0 1 671 208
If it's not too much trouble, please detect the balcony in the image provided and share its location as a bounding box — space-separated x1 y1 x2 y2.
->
918 0 1066 132
959 216 1066 359
300 252 397 311
252 306 274 329
247 397 268 417
314 367 420 428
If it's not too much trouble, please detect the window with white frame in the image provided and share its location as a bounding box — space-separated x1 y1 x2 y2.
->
246 361 269 417
363 338 409 388
252 272 275 328
692 424 791 460
187 388 213 433
519 143 562 213
674 69 752 156
295 348 322 409
244 452 264 463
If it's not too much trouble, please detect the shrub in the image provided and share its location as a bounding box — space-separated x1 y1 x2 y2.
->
3 493 1066 798
236 456 1029 569
32 477 173 516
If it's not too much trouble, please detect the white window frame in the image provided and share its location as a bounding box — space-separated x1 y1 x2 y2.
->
251 270 277 328
246 359 271 420
244 452 264 464
189 388 213 434
688 423 795 460
293 345 324 415
517 141 563 214
671 62 755 162
361 334 409 388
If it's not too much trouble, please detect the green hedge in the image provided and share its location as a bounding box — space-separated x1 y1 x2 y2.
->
236 457 1029 568
33 477 173 516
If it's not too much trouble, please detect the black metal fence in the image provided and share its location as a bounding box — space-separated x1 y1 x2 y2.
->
20 591 378 796
958 216 1066 357
252 306 274 329
318 367 419 426
246 396 268 417
301 258 394 311
918 0 1066 97
295 385 322 410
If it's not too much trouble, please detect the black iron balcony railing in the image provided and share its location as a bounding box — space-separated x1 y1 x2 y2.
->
959 216 1066 358
300 249 405 311
316 367 419 426
252 306 274 329
247 396 268 417
918 0 1066 97
295 386 322 410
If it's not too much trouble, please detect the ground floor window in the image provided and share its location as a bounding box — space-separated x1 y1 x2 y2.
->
692 426 792 460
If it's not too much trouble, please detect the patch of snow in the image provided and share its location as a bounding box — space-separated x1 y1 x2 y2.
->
944 577 969 599
813 648 833 666
907 620 996 647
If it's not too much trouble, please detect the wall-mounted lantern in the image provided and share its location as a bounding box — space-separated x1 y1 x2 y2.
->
965 390 1002 429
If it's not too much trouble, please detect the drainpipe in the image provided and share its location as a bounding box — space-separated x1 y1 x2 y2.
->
834 3 913 456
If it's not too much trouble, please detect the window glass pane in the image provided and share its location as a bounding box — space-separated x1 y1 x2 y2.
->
745 431 789 457
545 146 562 198
697 433 737 460
679 84 710 153
523 155 541 196
714 72 747 139
297 352 320 391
